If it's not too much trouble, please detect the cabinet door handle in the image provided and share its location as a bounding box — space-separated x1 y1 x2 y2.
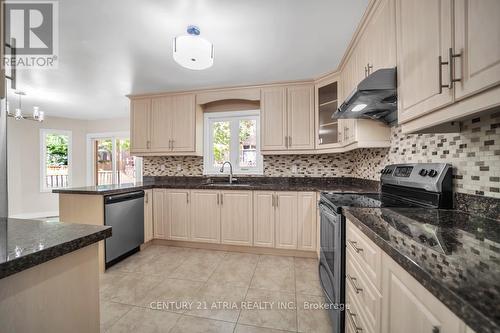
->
438 55 449 94
171 139 174 150
186 192 189 204
220 193 223 205
364 66 368 78
272 194 275 207
348 240 363 253
145 192 148 203
276 195 279 207
347 274 363 294
448 47 461 89
285 136 288 148
147 140 151 149
367 63 373 76
288 136 292 147
347 309 363 332
217 193 219 205
432 327 440 333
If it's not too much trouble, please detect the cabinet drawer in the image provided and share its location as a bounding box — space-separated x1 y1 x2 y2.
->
347 247 382 333
346 219 382 290
346 283 370 333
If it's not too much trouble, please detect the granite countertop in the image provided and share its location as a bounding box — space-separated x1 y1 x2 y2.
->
52 176 380 195
344 207 500 333
0 218 111 279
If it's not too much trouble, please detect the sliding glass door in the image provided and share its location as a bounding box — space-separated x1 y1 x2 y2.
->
89 134 141 186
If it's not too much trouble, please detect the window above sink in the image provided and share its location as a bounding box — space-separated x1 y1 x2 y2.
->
203 110 263 175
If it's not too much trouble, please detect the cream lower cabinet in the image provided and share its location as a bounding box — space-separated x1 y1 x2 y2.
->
346 219 473 333
254 191 317 251
253 192 276 248
168 190 190 240
220 191 253 246
144 189 154 242
190 190 221 243
152 189 169 239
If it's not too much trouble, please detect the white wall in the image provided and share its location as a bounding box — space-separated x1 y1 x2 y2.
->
7 116 129 218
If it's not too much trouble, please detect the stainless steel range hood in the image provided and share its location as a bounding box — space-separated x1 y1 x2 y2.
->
333 67 397 125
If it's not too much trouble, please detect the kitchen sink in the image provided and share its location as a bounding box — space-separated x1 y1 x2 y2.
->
204 182 252 187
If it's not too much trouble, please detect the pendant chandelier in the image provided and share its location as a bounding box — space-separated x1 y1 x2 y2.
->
6 91 44 122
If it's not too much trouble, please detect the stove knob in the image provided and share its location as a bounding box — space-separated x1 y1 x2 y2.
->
428 169 438 177
380 169 385 174
419 169 428 177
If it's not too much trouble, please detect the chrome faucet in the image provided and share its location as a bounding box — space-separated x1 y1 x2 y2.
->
220 161 236 184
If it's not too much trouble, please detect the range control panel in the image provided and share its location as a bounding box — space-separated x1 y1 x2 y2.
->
380 163 452 192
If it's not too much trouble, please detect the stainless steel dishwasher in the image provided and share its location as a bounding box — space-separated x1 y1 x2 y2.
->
104 190 144 267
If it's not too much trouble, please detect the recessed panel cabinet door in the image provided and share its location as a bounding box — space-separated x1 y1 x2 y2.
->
382 254 463 333
151 96 173 151
190 190 220 243
144 189 154 242
454 0 500 100
287 85 315 150
275 192 298 249
253 191 275 248
153 189 169 239
220 191 253 246
261 87 287 151
168 190 190 241
171 94 196 152
130 99 151 152
297 192 317 251
396 0 454 123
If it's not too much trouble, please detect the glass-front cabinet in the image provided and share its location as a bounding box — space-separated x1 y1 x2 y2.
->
315 75 339 148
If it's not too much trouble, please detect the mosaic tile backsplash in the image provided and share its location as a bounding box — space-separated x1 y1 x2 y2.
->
143 112 500 198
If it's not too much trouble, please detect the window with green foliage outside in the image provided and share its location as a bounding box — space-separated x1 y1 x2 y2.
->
40 130 72 191
204 111 262 175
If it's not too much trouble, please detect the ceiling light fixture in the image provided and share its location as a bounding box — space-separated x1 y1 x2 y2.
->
173 25 214 70
6 91 45 122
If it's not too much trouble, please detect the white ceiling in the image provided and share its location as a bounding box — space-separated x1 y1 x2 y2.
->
8 0 368 120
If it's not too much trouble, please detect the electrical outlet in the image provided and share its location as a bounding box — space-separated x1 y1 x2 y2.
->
177 164 182 171
291 164 298 174
160 165 166 171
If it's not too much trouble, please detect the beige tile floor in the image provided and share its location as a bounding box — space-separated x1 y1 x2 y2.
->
100 245 334 333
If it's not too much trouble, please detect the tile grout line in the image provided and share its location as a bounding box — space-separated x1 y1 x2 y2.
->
294 256 299 333
232 253 260 333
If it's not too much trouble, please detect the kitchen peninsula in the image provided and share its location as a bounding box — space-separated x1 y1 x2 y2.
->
0 218 110 332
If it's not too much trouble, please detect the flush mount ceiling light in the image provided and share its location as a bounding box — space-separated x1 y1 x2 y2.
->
173 25 214 70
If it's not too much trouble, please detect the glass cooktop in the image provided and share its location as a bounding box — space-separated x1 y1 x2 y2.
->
320 192 426 213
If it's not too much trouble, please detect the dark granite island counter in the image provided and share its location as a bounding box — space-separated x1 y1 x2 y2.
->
344 207 500 333
0 218 111 333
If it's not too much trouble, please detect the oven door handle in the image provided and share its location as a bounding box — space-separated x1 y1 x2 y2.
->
319 203 338 221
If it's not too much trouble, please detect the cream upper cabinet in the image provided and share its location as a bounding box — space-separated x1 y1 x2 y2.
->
297 192 317 251
261 87 287 151
171 94 196 152
261 84 315 152
220 191 253 246
190 190 221 243
396 0 454 123
275 192 298 249
365 0 396 72
130 98 151 152
130 93 198 155
152 189 169 239
151 96 173 151
453 0 500 100
381 253 463 333
253 191 275 248
168 190 190 241
144 189 154 243
287 84 315 150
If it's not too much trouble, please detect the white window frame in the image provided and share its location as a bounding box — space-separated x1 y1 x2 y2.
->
40 129 73 192
86 132 143 186
204 110 263 175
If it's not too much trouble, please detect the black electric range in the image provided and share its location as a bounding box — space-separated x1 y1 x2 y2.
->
318 163 453 333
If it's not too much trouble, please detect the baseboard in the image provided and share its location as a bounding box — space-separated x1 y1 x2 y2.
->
9 211 59 219
151 239 318 258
